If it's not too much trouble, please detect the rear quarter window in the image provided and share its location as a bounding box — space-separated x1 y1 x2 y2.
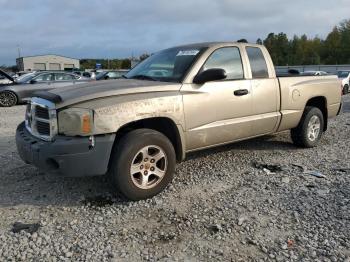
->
246 47 269 79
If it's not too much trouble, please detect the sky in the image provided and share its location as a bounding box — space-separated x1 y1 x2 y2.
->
0 0 349 65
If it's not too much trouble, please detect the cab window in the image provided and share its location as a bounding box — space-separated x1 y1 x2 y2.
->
54 73 75 81
107 72 120 78
33 73 53 82
202 47 244 80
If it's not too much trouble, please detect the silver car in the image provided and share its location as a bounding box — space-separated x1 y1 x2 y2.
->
0 70 90 107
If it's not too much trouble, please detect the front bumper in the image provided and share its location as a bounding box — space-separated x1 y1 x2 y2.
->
16 122 115 177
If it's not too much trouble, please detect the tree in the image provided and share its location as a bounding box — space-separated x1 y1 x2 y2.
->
338 19 350 63
259 19 350 66
266 33 290 65
121 59 131 69
322 27 342 64
80 58 131 70
139 53 150 61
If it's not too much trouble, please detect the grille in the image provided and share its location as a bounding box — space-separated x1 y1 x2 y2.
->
34 106 50 136
35 106 49 119
36 120 50 136
25 98 57 141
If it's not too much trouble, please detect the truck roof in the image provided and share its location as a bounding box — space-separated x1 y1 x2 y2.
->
167 42 262 50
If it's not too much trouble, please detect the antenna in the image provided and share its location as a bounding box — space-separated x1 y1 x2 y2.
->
17 44 21 58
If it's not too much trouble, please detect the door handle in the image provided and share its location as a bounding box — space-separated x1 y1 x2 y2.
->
234 89 249 96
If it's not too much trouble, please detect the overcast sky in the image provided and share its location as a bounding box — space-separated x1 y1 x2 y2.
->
0 0 349 65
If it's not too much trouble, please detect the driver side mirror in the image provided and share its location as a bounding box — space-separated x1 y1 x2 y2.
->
193 68 227 84
29 79 37 84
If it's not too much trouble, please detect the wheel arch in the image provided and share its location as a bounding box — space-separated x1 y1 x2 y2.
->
305 96 328 131
112 117 185 162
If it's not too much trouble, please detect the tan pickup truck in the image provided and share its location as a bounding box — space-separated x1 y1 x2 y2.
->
16 42 342 200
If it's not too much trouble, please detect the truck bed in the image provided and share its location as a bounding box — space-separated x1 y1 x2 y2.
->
277 75 341 132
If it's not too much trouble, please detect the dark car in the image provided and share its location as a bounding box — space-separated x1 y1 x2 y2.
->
0 70 90 107
95 70 128 80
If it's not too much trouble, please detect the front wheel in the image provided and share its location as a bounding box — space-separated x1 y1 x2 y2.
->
291 106 324 148
0 91 18 107
109 129 176 200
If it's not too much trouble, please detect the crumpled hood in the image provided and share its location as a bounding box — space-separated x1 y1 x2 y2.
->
47 79 181 108
0 69 15 83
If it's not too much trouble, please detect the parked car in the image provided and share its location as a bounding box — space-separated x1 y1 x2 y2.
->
72 71 92 78
301 71 328 76
95 70 128 80
16 42 341 200
337 70 350 94
17 71 37 77
0 70 90 107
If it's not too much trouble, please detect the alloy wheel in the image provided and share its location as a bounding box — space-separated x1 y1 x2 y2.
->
307 115 321 142
130 145 168 189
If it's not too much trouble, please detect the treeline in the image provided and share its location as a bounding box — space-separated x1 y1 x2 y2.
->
256 19 350 66
80 58 131 70
80 54 150 70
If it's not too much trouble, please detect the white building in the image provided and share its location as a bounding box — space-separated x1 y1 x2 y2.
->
16 54 80 71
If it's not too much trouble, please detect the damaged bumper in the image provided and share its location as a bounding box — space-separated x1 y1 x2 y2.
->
16 122 115 177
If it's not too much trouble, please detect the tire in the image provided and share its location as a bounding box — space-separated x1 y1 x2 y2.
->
109 129 176 200
291 106 324 148
0 91 18 107
343 85 349 95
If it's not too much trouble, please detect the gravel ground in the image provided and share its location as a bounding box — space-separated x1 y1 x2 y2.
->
0 97 349 261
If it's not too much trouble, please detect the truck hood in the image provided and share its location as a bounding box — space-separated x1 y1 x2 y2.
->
43 79 182 108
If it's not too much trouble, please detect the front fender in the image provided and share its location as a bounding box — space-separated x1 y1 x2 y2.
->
92 94 185 135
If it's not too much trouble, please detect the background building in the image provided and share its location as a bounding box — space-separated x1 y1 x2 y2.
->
16 54 80 71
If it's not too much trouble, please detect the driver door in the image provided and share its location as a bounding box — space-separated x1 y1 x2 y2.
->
182 46 253 151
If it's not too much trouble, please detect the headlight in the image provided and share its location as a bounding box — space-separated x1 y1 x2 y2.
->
58 108 94 136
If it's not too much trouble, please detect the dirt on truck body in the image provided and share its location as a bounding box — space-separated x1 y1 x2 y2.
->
16 42 342 200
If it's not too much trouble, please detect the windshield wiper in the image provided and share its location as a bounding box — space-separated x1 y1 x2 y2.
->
121 75 128 79
129 75 158 81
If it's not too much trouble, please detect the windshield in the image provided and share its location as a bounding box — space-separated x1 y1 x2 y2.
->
337 71 350 78
125 47 206 82
16 73 37 83
95 72 107 80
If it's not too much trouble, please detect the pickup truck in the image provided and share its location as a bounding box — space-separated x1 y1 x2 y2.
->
16 42 342 200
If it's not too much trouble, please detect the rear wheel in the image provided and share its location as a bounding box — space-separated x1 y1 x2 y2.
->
109 129 176 200
0 91 17 107
291 106 324 148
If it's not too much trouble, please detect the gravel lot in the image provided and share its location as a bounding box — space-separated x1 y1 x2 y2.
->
0 97 349 261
